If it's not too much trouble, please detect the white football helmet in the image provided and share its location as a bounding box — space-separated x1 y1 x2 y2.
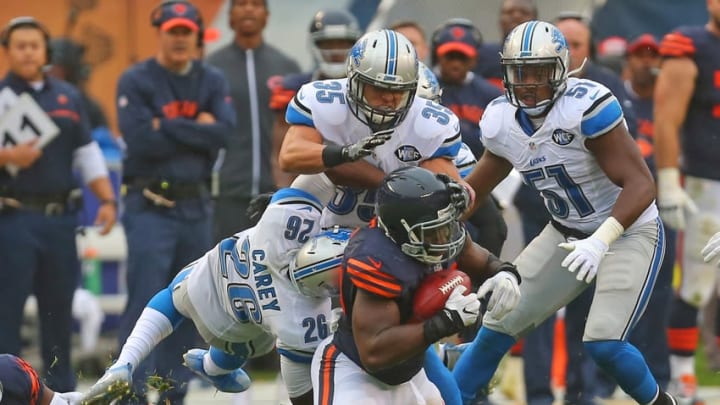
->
501 20 570 116
289 226 353 298
346 29 418 131
416 61 442 103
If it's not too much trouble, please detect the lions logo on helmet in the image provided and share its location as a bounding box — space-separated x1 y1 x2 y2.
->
346 29 418 131
501 20 572 116
416 61 442 103
289 226 353 298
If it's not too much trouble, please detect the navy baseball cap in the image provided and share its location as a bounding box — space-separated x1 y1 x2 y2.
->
435 24 479 58
152 1 201 32
0 354 45 404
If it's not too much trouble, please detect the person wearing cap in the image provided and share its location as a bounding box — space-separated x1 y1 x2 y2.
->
0 354 83 404
622 32 674 393
114 0 235 401
654 2 720 402
0 16 116 392
206 0 301 242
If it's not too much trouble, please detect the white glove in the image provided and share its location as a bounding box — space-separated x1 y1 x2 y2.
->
342 129 393 161
52 392 84 404
701 231 720 267
477 271 521 319
444 285 480 327
559 236 609 283
657 168 698 230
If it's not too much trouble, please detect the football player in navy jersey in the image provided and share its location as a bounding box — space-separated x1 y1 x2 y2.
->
655 1 720 402
311 166 521 405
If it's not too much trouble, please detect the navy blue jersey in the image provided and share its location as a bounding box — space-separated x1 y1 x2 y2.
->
440 74 503 158
116 58 235 182
0 74 92 194
624 82 656 174
269 71 314 112
660 26 720 180
474 42 504 88
333 225 436 385
0 354 45 404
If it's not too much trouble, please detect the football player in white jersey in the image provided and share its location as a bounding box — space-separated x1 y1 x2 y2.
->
81 186 351 405
278 29 473 229
451 21 677 405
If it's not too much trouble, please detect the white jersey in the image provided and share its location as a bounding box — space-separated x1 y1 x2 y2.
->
479 78 657 234
183 188 332 357
287 78 462 228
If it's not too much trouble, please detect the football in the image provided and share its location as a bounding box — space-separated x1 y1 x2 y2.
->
411 269 472 322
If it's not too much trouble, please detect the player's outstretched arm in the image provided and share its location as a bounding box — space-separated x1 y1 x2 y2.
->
278 125 327 174
463 150 513 215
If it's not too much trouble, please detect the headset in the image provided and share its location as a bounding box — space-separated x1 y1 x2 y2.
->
150 0 205 48
0 16 52 64
430 18 483 66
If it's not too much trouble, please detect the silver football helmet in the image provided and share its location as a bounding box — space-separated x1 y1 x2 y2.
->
416 61 442 103
289 226 353 298
501 20 570 116
346 29 418 131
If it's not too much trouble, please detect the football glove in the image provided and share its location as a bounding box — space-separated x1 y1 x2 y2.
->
423 285 480 343
657 168 698 230
477 268 521 320
341 129 393 161
559 236 609 283
701 231 720 267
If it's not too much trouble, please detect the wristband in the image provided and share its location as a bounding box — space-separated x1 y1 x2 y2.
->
423 310 461 344
591 216 624 246
321 144 346 168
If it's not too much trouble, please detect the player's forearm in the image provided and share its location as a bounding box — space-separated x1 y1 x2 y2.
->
359 324 429 372
277 139 327 173
611 176 656 229
653 122 681 169
325 161 385 188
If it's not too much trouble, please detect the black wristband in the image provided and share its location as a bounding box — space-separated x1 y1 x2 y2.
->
423 309 463 344
321 144 347 168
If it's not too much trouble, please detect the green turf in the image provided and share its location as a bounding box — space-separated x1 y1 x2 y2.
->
696 347 720 386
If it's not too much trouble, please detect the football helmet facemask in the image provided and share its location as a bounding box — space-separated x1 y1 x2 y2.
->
309 9 362 79
376 167 466 265
346 29 418 131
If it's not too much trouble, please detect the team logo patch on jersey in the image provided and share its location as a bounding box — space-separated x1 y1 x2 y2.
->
552 129 574 145
395 145 422 162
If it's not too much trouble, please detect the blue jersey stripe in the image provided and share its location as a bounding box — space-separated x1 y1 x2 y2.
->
270 187 323 209
285 102 315 127
387 29 397 75
624 219 665 339
580 98 623 137
431 141 462 159
278 348 314 364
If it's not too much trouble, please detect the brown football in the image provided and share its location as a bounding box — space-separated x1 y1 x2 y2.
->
411 269 472 323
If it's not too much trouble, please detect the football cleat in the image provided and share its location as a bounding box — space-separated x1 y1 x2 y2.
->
81 362 132 404
183 348 251 393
